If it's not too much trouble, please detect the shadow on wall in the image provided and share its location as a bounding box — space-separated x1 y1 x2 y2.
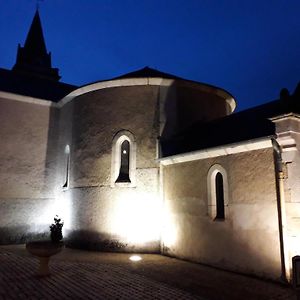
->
42 104 60 197
65 230 160 253
162 221 282 280
159 81 230 157
160 81 230 141
0 226 48 245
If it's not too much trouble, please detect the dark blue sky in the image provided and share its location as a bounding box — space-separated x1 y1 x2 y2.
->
0 0 299 111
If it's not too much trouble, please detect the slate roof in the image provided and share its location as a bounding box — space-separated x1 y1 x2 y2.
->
161 83 300 157
0 68 77 102
114 66 234 97
115 66 183 80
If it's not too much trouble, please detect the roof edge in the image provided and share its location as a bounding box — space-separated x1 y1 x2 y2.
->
158 136 274 165
58 77 236 111
0 90 57 107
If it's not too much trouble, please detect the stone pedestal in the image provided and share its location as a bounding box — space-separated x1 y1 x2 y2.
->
26 241 64 276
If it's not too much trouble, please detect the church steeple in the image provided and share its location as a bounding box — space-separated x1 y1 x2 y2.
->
13 10 61 81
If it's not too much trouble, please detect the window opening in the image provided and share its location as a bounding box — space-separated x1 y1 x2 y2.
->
207 164 228 220
63 145 70 188
215 172 225 219
116 140 131 183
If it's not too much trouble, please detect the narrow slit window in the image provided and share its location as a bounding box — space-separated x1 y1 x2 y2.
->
63 145 70 188
215 172 225 219
116 140 130 183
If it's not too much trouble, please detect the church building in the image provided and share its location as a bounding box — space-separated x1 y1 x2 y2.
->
1 11 300 283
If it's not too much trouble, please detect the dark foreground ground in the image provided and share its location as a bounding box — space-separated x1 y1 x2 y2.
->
0 245 296 300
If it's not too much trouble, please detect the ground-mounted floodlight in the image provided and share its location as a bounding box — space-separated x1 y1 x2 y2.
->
129 255 142 262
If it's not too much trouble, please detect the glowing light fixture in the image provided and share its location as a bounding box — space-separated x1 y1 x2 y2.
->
129 255 142 262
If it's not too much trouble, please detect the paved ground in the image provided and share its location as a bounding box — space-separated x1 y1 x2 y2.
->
0 245 297 300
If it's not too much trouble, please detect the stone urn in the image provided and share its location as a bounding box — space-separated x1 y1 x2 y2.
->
26 241 64 276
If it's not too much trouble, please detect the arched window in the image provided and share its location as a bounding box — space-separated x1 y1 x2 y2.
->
207 164 228 220
116 140 130 183
215 172 225 219
63 145 70 188
111 130 136 187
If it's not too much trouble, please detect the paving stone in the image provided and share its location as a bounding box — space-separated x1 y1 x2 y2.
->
0 246 297 300
0 251 202 300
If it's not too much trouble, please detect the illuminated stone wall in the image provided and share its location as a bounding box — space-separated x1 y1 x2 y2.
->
57 86 161 251
0 79 231 249
53 82 231 252
0 96 59 243
162 148 282 280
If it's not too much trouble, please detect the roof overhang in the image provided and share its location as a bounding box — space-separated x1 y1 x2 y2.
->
58 77 236 112
0 91 56 107
158 136 273 166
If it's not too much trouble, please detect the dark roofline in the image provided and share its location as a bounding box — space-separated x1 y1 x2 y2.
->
74 66 235 104
114 66 183 80
113 66 235 99
0 67 77 102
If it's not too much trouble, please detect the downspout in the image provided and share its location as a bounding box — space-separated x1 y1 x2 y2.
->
272 138 290 282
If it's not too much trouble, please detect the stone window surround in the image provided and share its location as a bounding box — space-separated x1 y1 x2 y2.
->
207 164 229 220
111 130 136 187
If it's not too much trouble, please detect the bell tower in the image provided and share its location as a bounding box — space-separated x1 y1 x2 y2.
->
12 10 61 81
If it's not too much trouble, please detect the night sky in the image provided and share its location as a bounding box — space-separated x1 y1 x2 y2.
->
0 0 299 111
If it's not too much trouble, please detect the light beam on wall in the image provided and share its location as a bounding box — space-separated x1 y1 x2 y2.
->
161 201 178 248
34 190 72 237
109 189 161 246
289 236 300 258
55 190 72 236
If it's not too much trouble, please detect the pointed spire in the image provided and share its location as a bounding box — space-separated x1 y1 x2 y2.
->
13 10 61 81
23 10 47 59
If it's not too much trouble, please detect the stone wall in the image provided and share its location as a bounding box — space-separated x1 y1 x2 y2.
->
0 97 59 243
58 86 161 251
0 80 234 250
161 148 282 280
